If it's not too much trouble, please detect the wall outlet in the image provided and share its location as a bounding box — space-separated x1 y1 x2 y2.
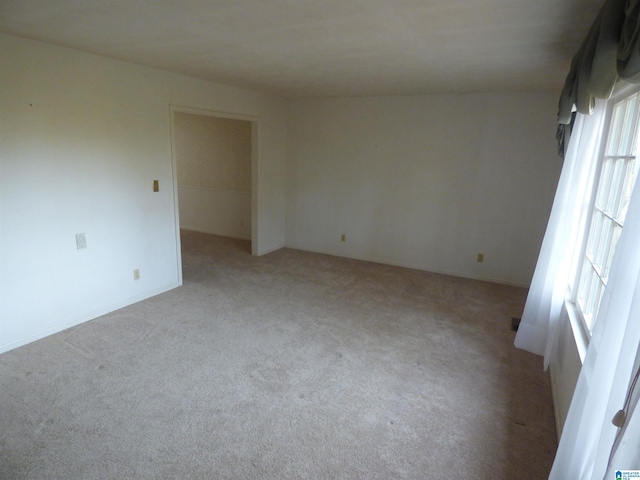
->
153 180 159 192
133 269 140 280
341 234 346 242
76 233 87 250
477 253 484 263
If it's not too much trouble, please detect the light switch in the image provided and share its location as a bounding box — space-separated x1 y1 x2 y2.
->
153 180 159 192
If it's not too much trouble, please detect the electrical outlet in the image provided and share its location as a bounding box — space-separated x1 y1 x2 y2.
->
76 233 87 250
153 180 159 192
341 234 346 242
477 253 484 263
133 269 140 280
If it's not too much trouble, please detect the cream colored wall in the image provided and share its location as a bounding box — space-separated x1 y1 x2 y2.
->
173 112 252 239
285 93 562 287
0 34 287 353
174 113 251 191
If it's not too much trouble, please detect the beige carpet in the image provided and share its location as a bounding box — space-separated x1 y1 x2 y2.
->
0 230 556 479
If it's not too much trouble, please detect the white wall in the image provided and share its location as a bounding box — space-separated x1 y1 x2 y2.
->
0 34 562 353
178 186 251 240
286 93 562 286
0 34 287 353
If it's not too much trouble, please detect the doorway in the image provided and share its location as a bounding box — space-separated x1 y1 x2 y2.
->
170 107 258 265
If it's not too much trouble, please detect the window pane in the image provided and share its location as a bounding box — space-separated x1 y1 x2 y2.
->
587 273 604 315
606 158 626 214
585 278 605 332
595 218 615 273
577 261 593 313
586 211 604 260
618 95 638 154
596 158 615 210
606 101 626 156
603 224 623 280
618 159 639 222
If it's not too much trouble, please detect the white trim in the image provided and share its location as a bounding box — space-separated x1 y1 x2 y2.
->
612 79 640 97
254 243 283 257
168 105 183 287
179 227 251 242
250 118 260 256
564 299 589 364
169 104 260 123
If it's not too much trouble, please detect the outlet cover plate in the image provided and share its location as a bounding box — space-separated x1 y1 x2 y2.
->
76 233 87 250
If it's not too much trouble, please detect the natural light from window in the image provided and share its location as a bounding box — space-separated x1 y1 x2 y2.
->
575 91 640 333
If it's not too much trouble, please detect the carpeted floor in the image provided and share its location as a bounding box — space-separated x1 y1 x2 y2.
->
0 230 556 479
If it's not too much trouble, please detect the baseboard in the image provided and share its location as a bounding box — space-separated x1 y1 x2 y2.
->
0 282 181 355
254 243 285 256
282 244 530 288
180 226 251 241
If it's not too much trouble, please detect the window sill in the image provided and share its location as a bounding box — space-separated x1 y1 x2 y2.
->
564 299 590 365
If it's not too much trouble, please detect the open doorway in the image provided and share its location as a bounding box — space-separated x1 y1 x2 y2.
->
171 107 257 264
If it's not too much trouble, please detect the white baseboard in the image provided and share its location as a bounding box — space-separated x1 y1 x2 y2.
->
180 226 251 241
283 244 530 288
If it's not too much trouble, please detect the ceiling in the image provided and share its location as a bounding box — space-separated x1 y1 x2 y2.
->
0 0 603 98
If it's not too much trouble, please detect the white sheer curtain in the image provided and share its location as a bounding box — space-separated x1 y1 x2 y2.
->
515 101 640 476
549 159 640 478
514 103 605 368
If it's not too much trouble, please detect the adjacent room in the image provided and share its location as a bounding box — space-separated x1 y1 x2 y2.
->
173 109 254 245
1 1 639 478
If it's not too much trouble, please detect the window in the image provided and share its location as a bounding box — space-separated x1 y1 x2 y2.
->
573 88 640 334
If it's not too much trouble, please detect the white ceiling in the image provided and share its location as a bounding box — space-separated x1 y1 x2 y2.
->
0 0 603 98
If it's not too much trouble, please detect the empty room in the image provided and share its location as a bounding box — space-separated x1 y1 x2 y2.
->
1 1 639 479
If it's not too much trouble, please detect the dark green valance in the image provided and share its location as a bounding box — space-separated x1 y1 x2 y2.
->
557 0 640 154
558 0 626 124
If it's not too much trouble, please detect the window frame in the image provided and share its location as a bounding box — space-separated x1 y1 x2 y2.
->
568 82 640 339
